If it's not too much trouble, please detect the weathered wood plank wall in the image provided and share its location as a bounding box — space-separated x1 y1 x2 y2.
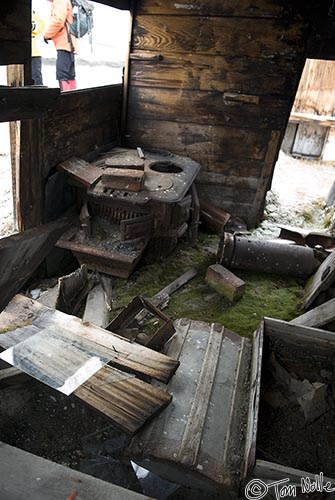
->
19 85 122 229
292 59 335 117
124 0 315 226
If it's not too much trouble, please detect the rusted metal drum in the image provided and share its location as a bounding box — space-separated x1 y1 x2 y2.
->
217 233 318 278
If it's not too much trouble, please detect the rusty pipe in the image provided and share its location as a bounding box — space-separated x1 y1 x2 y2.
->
217 233 319 278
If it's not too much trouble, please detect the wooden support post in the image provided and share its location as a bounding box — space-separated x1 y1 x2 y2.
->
17 119 45 230
7 65 24 230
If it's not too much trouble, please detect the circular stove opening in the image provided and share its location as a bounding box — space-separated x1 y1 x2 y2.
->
149 161 183 174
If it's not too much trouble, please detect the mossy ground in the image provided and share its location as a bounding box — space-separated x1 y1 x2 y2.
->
110 230 304 338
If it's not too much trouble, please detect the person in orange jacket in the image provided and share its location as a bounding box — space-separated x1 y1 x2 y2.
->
44 0 78 91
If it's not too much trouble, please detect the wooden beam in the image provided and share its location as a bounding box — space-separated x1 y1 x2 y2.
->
0 219 70 313
292 298 335 328
17 119 45 230
0 87 60 123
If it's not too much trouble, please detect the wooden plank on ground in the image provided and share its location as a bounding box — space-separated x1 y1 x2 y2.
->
291 298 335 328
0 295 179 383
57 157 102 187
75 366 171 434
0 218 70 314
303 251 335 310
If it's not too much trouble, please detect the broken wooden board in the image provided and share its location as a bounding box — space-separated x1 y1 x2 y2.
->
0 218 70 314
303 250 335 310
0 296 174 435
0 295 179 384
129 318 252 494
291 298 335 329
57 157 102 187
75 365 171 435
56 264 93 315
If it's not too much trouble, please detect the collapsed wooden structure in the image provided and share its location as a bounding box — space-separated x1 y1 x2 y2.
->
1 1 335 498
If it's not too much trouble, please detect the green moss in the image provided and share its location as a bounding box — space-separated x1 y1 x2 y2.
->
110 231 304 338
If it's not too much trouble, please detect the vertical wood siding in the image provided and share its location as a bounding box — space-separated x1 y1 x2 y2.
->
293 59 335 117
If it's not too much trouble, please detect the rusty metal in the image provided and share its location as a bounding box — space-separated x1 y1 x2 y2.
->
200 199 248 234
89 149 201 204
218 232 318 278
59 148 200 273
200 199 231 234
56 226 148 279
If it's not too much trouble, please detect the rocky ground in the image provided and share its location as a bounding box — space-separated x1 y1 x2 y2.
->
253 151 335 238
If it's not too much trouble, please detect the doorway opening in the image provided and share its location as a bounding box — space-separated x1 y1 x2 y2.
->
32 0 131 90
261 58 335 236
0 67 18 238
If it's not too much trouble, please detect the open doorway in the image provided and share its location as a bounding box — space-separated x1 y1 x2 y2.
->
32 0 131 90
261 58 335 235
0 67 17 238
0 120 15 238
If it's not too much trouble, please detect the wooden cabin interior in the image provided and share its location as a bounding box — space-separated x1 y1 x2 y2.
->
1 0 335 230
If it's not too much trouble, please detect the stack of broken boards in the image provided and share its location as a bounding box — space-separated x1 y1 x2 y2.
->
0 295 179 435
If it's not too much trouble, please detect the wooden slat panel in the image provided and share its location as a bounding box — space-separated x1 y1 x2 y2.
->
75 368 171 434
128 87 289 129
133 16 305 59
136 0 313 19
129 53 300 96
126 119 268 164
0 295 179 383
130 320 253 492
0 219 70 314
